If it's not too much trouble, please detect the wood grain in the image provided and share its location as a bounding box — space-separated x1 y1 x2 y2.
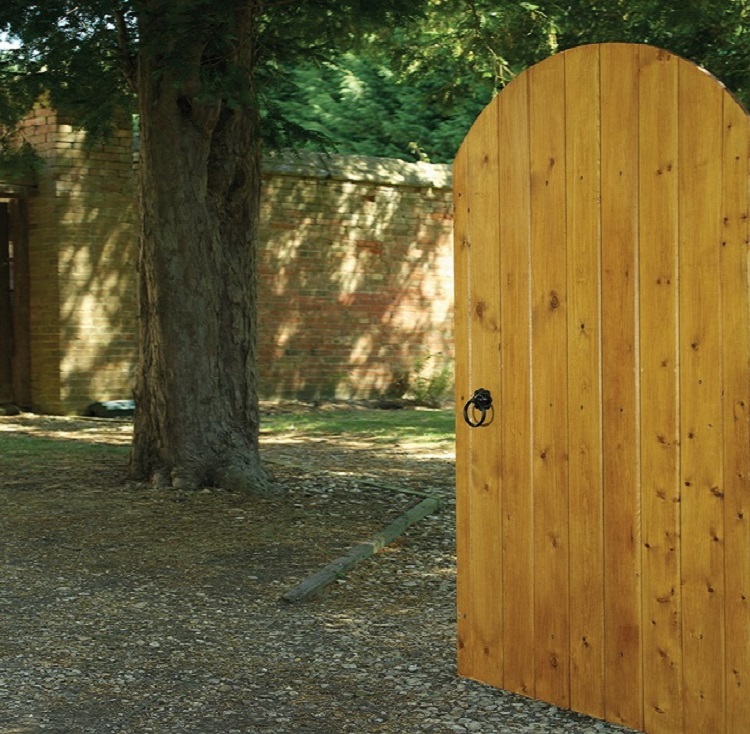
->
600 42 643 731
497 70 535 697
565 44 604 720
465 98 504 687
678 58 726 734
453 131 474 679
454 42 749 734
529 52 570 708
638 46 684 734
720 89 750 734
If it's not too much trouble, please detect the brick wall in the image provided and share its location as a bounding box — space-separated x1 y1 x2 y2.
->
10 114 454 413
21 107 138 414
257 153 454 401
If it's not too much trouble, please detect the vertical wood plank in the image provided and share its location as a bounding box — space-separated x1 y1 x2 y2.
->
600 43 643 731
565 44 605 720
453 139 474 679
678 61 726 734
721 92 750 734
464 100 504 687
529 52 570 708
497 72 534 697
638 46 684 734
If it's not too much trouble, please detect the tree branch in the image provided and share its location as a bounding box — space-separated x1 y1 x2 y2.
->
258 0 303 9
113 6 137 93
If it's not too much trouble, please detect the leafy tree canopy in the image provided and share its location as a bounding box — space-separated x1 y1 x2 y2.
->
273 0 750 163
551 0 750 101
0 0 427 153
1 0 748 490
2 1 749 164
0 0 432 491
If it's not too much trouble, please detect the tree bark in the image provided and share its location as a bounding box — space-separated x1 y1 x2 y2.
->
131 2 268 491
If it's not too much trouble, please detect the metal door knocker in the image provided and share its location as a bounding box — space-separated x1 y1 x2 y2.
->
463 388 493 427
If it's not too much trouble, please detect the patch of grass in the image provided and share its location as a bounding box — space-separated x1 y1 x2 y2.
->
261 408 455 445
0 433 129 466
0 407 456 473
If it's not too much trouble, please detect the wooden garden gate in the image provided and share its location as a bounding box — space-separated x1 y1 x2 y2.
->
454 43 749 734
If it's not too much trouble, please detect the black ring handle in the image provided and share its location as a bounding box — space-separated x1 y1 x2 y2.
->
463 388 493 427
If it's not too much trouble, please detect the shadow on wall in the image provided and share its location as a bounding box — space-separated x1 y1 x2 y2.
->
56 174 137 411
23 112 138 414
16 118 453 412
257 153 455 402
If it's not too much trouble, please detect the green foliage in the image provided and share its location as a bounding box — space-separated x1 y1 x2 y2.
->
548 0 750 106
0 432 129 468
270 52 489 162
407 352 454 408
0 137 38 182
269 0 750 162
0 2 136 142
269 0 556 161
384 0 557 98
2 0 750 161
0 0 428 146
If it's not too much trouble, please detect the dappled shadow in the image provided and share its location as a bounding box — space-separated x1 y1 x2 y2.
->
0 409 456 493
257 153 454 401
13 110 137 415
52 122 137 412
0 411 639 734
12 126 455 414
262 431 454 495
0 413 133 445
0 421 455 732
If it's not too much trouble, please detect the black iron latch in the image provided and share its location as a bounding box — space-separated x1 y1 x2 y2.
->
462 388 493 427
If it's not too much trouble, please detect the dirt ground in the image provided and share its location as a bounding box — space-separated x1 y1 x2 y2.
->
0 408 460 733
0 409 636 734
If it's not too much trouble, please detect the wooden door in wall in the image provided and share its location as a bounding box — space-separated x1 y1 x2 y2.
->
0 199 31 408
0 202 12 403
454 43 750 734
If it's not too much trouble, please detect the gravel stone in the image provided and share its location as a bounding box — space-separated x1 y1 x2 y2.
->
0 411 642 734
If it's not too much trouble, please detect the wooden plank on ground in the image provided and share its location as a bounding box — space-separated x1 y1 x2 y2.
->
600 43 643 732
282 497 442 603
529 51 570 709
638 46 684 734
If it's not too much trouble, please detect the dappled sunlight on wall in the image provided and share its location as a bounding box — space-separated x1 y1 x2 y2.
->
12 120 453 412
258 153 454 401
58 214 136 406
23 109 137 414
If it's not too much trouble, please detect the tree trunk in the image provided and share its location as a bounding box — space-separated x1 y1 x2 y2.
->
131 5 268 491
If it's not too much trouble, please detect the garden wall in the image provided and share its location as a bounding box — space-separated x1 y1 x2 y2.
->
5 113 454 413
258 153 454 401
16 108 137 415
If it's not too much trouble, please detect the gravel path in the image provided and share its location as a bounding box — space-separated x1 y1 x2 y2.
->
0 413 642 734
